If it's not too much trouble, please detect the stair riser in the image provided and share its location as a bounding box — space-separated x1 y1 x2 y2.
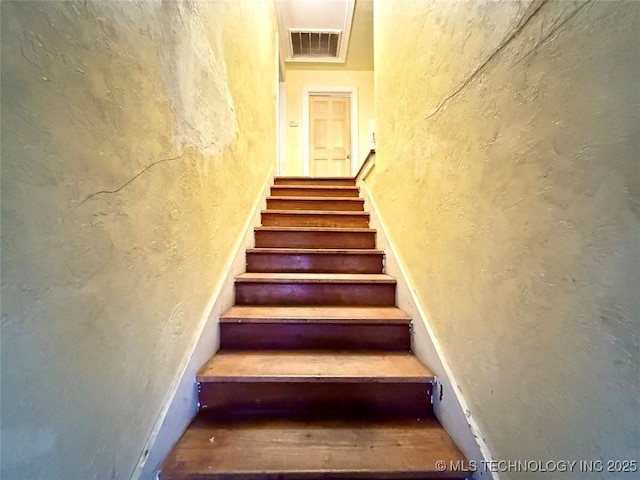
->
162 470 468 480
262 212 369 228
267 198 364 211
274 178 356 186
255 230 376 249
271 187 359 197
199 382 433 418
235 283 396 306
246 252 383 274
220 323 410 350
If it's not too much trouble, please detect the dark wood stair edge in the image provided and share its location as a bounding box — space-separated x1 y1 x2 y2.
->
255 226 376 232
275 176 356 180
219 306 411 323
245 248 383 254
219 318 410 325
262 210 370 216
272 185 359 190
268 196 365 201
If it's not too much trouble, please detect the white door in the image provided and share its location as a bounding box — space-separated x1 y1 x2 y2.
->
309 95 351 177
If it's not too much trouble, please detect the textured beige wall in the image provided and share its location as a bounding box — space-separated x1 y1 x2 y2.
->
368 0 639 478
284 69 374 175
0 1 276 479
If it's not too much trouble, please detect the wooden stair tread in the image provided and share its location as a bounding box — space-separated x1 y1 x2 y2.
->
246 248 383 255
261 210 370 228
255 226 375 232
220 306 410 324
246 249 383 274
160 415 469 479
197 351 433 382
263 209 369 216
219 308 411 350
236 273 395 284
255 227 376 249
268 196 364 201
273 185 358 190
271 186 360 198
266 197 365 212
275 176 355 180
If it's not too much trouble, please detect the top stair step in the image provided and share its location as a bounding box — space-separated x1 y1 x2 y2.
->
275 176 356 186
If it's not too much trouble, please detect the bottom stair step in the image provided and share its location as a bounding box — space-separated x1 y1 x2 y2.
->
160 415 471 480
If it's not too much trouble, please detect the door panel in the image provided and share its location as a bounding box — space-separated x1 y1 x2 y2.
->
310 95 351 177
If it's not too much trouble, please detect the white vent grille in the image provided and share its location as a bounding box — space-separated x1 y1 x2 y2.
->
290 30 341 58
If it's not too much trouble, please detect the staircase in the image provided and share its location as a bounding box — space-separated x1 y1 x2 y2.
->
160 177 471 480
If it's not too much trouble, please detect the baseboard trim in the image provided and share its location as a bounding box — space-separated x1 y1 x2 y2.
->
131 168 274 480
358 180 498 480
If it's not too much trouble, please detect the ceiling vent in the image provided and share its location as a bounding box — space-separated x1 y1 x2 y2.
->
289 30 341 58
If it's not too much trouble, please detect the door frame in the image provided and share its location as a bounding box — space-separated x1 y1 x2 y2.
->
278 82 286 175
276 31 286 175
302 85 359 176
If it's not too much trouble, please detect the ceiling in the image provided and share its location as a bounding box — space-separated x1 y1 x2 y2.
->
276 0 374 71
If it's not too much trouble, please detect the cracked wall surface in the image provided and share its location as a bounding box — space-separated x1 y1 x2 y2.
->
1 1 277 479
368 0 639 477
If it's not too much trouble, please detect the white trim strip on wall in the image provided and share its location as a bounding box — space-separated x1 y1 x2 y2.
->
131 169 274 480
358 179 499 480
